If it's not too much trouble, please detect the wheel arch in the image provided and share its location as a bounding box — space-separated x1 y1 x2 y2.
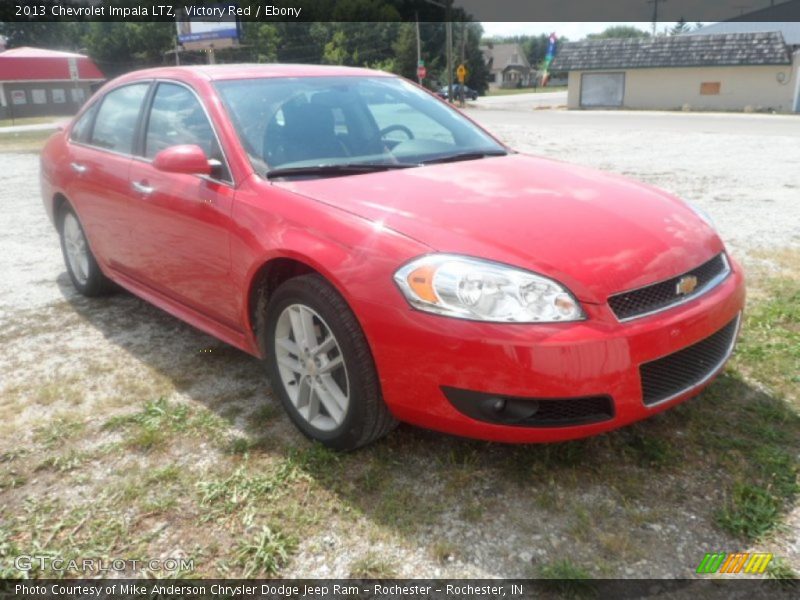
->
52 192 70 227
246 252 354 357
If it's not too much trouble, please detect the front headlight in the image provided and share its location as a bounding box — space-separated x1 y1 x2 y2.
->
393 254 584 323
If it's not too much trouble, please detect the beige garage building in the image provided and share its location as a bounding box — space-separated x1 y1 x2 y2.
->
552 32 800 113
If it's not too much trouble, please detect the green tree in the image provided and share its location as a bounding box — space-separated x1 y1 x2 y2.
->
83 22 174 77
274 22 331 64
392 23 419 81
670 19 691 36
0 22 89 51
462 22 490 94
321 23 398 66
239 22 280 62
587 26 651 40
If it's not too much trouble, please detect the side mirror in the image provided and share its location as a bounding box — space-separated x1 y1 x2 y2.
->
153 144 211 176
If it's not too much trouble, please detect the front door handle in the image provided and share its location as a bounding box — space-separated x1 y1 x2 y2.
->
70 162 87 174
131 180 155 195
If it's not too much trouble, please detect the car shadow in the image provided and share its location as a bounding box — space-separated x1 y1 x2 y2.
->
57 272 800 577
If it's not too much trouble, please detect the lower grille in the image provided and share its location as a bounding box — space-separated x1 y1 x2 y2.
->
640 315 740 406
442 387 614 428
609 253 730 321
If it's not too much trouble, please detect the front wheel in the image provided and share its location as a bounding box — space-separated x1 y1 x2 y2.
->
264 274 397 450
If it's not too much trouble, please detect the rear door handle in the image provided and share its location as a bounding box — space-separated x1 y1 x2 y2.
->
131 180 155 195
70 162 87 174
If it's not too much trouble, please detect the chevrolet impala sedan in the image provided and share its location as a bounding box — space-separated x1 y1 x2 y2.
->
40 65 745 450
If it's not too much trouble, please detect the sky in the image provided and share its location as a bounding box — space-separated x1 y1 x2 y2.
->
480 22 710 40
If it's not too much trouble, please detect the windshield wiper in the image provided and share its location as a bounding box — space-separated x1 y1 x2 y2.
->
266 163 415 179
420 150 508 165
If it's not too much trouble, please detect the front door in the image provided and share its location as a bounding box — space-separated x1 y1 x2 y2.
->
126 81 239 328
63 83 150 270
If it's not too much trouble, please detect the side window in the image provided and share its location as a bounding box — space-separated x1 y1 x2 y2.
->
89 83 149 153
144 83 223 167
69 102 98 143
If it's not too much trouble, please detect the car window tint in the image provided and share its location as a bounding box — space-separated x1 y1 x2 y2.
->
70 102 98 143
89 83 149 153
144 83 222 162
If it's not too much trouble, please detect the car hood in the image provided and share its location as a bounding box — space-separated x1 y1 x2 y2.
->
275 154 723 303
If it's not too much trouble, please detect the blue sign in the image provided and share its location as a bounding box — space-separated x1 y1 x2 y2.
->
177 3 240 44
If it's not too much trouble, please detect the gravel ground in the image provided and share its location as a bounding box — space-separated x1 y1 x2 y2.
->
1 109 798 579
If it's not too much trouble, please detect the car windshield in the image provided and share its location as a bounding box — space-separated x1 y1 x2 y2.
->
215 76 506 176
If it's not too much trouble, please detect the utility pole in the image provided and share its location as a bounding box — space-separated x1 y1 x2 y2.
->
423 0 453 101
648 0 667 36
445 1 453 103
415 13 422 85
459 21 467 105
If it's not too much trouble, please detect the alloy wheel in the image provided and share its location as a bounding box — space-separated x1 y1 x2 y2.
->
63 212 90 286
274 303 350 431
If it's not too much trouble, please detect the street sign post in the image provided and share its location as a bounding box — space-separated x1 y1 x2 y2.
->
456 64 468 106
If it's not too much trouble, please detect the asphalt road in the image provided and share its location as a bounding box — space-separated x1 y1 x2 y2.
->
471 106 800 137
475 91 567 110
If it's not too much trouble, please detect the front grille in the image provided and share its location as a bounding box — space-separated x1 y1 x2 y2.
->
609 254 730 321
640 315 740 406
442 387 614 428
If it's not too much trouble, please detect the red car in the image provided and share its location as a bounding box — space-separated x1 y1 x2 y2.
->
40 65 745 450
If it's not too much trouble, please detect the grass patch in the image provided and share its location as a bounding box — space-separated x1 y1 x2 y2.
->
349 552 398 578
234 526 296 577
716 483 783 540
485 86 567 96
537 559 595 598
34 416 86 448
35 450 87 473
198 463 287 516
766 557 799 580
688 373 800 540
0 129 53 153
431 540 458 563
104 397 227 452
0 116 60 127
735 277 800 401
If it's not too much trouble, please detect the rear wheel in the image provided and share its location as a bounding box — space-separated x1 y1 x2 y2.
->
59 205 114 296
264 274 396 450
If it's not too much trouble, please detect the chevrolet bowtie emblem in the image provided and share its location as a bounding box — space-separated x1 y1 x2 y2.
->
676 275 699 296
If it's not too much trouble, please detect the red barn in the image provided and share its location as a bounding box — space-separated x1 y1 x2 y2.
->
0 47 105 119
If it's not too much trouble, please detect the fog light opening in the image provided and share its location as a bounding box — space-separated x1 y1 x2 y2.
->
479 396 539 423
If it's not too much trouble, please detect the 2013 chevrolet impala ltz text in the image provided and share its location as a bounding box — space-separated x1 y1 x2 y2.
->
40 65 745 450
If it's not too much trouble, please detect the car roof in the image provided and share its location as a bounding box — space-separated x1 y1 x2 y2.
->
108 63 395 87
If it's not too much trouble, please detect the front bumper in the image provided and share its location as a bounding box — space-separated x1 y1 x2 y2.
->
356 257 746 443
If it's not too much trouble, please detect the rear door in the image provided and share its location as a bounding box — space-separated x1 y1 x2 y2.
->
580 72 625 108
64 82 150 269
126 81 239 327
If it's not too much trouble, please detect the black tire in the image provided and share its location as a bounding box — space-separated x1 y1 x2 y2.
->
264 274 397 450
58 204 114 297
